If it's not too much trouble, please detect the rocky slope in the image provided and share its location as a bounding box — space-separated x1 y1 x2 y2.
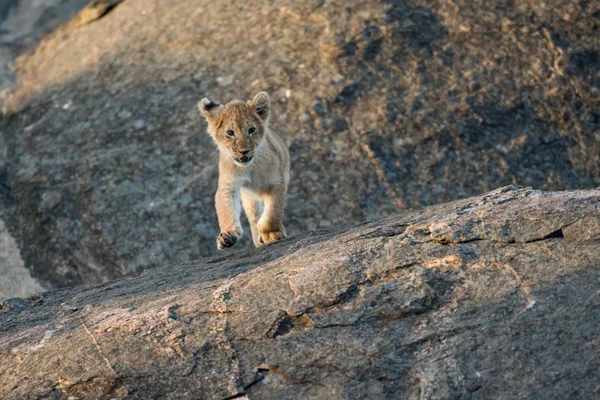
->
1 0 599 297
0 0 94 103
0 0 126 300
1 187 599 399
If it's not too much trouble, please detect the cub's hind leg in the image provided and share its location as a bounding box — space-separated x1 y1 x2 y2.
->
257 185 287 247
241 188 263 247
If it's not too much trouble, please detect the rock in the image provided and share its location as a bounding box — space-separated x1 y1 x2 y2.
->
67 0 124 28
133 119 145 129
0 0 94 103
0 0 599 298
0 187 598 399
0 298 25 312
216 75 234 87
0 219 45 301
117 109 132 119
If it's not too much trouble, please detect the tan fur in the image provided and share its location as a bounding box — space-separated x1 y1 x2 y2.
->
198 92 290 249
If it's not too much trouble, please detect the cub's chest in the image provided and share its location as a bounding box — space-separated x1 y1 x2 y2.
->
238 171 282 192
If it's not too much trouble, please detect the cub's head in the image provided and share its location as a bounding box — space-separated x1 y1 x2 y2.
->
198 92 271 167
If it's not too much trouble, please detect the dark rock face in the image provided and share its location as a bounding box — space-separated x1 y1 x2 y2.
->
0 0 599 296
1 187 599 399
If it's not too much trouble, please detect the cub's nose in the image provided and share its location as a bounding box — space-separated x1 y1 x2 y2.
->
240 150 250 155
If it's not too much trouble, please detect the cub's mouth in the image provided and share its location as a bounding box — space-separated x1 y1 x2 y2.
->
233 155 253 165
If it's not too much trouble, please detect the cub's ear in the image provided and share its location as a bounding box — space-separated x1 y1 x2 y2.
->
198 98 222 120
249 92 270 121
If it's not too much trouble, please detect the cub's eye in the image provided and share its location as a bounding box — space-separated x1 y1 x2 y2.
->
225 130 235 137
248 127 256 135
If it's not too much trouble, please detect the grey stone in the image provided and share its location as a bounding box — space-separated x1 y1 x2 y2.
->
0 219 45 301
0 187 598 399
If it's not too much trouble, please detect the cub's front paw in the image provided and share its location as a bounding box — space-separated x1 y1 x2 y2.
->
257 230 286 247
217 231 241 249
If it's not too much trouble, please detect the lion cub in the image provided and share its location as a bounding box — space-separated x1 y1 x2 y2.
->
198 92 290 249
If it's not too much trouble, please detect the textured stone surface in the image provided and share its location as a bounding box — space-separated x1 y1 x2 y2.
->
0 0 117 300
0 219 44 299
1 0 599 296
0 0 92 102
1 187 599 399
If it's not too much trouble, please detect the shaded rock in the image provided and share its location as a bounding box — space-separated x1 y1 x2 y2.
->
0 187 599 399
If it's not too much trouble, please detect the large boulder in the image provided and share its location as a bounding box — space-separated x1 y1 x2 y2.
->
0 0 126 300
0 0 94 100
1 187 599 399
1 0 599 296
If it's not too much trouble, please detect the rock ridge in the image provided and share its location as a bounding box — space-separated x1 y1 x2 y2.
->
1 186 599 399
